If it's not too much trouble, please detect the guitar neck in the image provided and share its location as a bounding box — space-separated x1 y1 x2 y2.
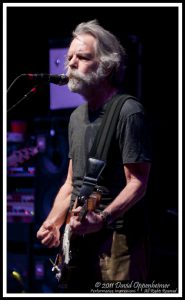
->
78 202 88 222
78 191 102 222
7 146 39 167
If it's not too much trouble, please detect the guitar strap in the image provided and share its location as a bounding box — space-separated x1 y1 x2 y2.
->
78 93 137 202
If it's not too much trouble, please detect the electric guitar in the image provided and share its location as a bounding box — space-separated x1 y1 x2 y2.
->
50 188 102 284
7 146 40 167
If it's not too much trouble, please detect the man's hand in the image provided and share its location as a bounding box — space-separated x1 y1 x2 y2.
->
69 206 103 235
37 220 60 248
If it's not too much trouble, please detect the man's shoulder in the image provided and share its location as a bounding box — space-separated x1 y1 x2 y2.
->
116 94 144 117
70 103 87 120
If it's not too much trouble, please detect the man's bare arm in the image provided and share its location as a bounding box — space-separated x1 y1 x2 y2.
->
70 162 151 235
36 159 73 247
103 162 151 220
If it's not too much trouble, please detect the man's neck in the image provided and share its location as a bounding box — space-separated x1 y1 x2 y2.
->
84 83 118 111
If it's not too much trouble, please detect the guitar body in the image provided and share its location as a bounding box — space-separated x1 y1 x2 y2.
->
51 190 102 286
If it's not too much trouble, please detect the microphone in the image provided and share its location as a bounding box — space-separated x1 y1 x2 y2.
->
25 73 69 86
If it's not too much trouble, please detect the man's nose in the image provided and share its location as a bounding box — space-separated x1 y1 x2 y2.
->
69 56 78 68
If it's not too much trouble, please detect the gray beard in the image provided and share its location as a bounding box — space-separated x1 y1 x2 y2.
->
67 68 105 96
68 78 86 93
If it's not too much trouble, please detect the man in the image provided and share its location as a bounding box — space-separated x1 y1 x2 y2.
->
37 20 152 292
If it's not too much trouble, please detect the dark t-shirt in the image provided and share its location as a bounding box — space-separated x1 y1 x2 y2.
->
68 94 152 232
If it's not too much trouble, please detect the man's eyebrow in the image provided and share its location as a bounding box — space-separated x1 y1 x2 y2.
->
77 52 93 57
67 51 93 58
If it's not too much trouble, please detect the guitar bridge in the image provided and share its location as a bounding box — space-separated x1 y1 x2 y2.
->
49 254 62 281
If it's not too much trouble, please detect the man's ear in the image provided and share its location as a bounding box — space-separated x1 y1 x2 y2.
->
105 67 114 77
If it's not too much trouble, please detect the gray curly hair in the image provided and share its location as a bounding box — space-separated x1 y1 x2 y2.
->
67 20 127 88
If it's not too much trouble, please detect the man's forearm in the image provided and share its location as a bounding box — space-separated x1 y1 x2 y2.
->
103 179 146 223
103 163 151 223
45 182 73 228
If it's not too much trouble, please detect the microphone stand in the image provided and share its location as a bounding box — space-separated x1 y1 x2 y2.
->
7 85 38 113
7 74 25 93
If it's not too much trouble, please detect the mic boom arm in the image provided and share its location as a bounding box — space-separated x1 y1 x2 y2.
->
26 73 69 85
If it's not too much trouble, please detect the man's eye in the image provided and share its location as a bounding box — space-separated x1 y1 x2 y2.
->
67 55 91 61
78 55 90 60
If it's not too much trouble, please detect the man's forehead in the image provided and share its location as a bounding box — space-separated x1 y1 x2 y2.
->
69 34 96 51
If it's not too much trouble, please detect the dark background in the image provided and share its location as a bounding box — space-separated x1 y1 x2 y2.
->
6 5 179 294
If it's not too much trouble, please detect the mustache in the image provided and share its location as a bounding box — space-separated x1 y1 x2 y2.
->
67 70 86 81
